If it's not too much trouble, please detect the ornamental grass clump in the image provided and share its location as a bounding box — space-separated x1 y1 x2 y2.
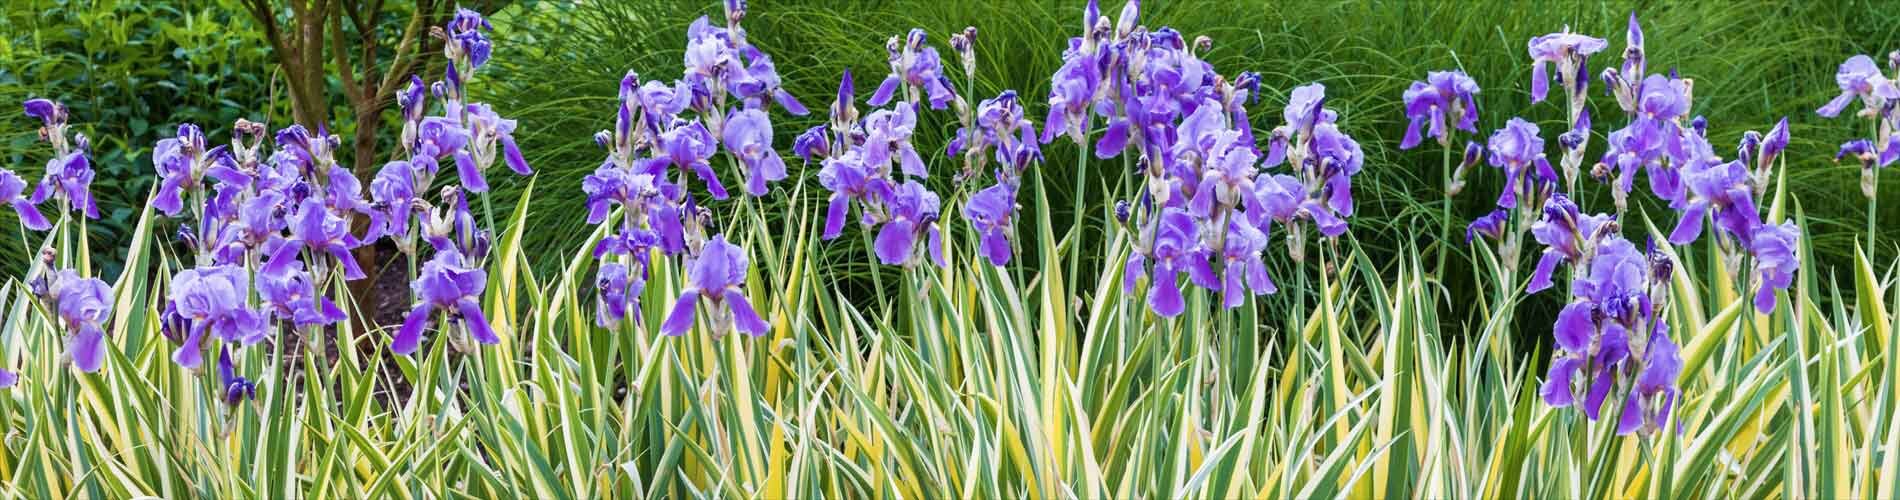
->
5 2 1900 499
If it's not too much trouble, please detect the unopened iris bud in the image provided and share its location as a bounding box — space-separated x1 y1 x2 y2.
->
724 0 746 24
1462 140 1483 168
1193 35 1212 53
1115 200 1131 223
177 224 199 252
1889 50 1900 73
594 130 612 149
1559 129 1586 151
74 132 90 152
1690 116 1707 136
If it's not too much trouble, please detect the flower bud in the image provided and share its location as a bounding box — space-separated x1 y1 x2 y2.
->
1114 199 1131 223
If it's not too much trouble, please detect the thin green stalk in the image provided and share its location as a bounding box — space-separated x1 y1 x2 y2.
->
1438 140 1454 279
1068 131 1090 298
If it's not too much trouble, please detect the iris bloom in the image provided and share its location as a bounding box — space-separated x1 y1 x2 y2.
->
817 150 892 240
218 347 257 407
874 180 945 267
1527 193 1615 294
0 169 49 230
869 29 958 110
660 235 768 336
1817 55 1899 118
722 108 789 196
48 270 112 372
393 251 495 355
256 260 347 329
1527 30 1607 103
1400 70 1480 149
167 265 267 368
1748 221 1800 313
1486 118 1557 209
267 198 367 280
963 183 1017 266
1123 209 1217 317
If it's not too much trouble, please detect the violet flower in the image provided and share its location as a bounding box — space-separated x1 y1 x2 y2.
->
1466 208 1509 244
0 169 49 230
660 235 768 336
1216 219 1275 308
1400 70 1481 149
1667 157 1758 245
1748 221 1800 313
869 29 959 110
266 198 366 281
1123 208 1217 317
817 150 892 240
1527 193 1616 294
218 347 257 407
722 108 789 196
654 122 727 199
863 103 928 179
595 261 648 329
256 260 347 329
393 250 495 355
1485 118 1557 209
1817 55 1900 118
167 265 267 368
874 180 945 267
368 161 419 240
460 103 534 192
963 183 1017 266
48 270 112 372
1527 30 1608 103
30 148 99 219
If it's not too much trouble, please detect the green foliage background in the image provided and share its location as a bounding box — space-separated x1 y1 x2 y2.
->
5 0 1900 316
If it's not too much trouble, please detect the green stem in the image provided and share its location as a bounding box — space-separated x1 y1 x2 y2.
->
860 229 889 314
1438 140 1453 278
1067 131 1090 298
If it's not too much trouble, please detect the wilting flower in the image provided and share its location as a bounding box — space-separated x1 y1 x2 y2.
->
1400 70 1481 149
963 183 1017 266
218 347 257 407
874 180 945 267
167 265 267 368
1527 30 1608 103
722 108 789 196
393 251 495 355
47 270 112 372
23 98 64 128
1124 209 1217 317
1816 55 1899 118
256 260 346 329
1749 221 1800 313
0 169 49 230
660 235 768 336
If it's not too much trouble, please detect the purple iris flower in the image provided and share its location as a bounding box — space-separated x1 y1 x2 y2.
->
413 117 475 178
167 265 267 368
30 149 99 219
1188 131 1260 218
1466 208 1509 243
368 161 418 240
1247 173 1344 238
393 250 494 355
1042 47 1101 145
595 261 648 329
794 125 831 164
863 103 928 178
660 235 769 336
1123 208 1217 317
963 183 1017 266
446 8 494 70
0 169 49 230
722 108 788 196
1668 158 1758 245
461 103 533 192
23 98 64 127
960 90 1042 172
817 150 893 240
1486 118 1557 209
1282 83 1328 136
869 29 958 110
218 347 257 407
1527 31 1607 103
1400 70 1481 149
267 198 366 281
153 124 210 215
1527 193 1616 294
732 52 809 115
1759 117 1790 169
1617 327 1680 435
655 122 728 199
1749 221 1799 313
1817 55 1900 118
256 260 346 329
874 180 945 267
584 162 661 224
1543 238 1648 417
48 270 112 373
1217 219 1276 308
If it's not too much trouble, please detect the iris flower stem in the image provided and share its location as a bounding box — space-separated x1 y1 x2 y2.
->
1438 140 1454 279
480 191 498 257
1067 127 1091 298
859 229 889 314
1871 119 1881 259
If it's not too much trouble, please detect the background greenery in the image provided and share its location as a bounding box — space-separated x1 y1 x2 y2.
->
5 0 1899 320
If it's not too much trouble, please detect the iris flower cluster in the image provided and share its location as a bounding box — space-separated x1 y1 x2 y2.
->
1519 15 1805 436
1036 1 1359 317
12 98 112 375
811 27 962 270
582 0 796 337
1818 52 1899 208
